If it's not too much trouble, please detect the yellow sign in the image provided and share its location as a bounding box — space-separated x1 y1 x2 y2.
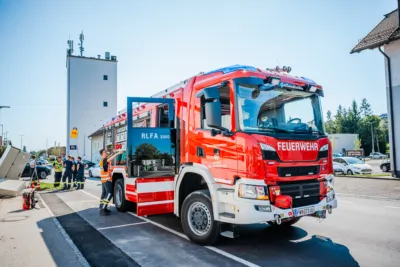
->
70 127 78 139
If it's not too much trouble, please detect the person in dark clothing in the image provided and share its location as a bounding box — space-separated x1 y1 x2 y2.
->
76 157 87 190
71 156 77 188
62 156 73 190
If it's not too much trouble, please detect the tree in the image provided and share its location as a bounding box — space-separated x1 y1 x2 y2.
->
326 98 388 155
360 98 372 117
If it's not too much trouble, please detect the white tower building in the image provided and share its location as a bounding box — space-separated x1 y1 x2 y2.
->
66 36 117 159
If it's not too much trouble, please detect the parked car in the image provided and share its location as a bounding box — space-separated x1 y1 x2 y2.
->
333 161 345 175
83 160 96 168
88 163 101 177
380 159 391 172
369 152 387 159
333 157 372 175
21 163 52 179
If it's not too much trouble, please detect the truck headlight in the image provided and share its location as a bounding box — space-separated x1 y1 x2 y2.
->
326 174 334 190
238 184 268 200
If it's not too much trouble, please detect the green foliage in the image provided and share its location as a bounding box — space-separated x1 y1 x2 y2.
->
325 98 388 155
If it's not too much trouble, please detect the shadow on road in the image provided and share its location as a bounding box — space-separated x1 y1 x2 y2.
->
215 223 360 267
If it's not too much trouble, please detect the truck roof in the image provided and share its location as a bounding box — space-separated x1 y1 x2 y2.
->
104 64 322 128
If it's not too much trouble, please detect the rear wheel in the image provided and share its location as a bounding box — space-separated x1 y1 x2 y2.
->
347 169 353 175
181 190 220 245
382 165 388 172
39 171 47 179
114 179 135 212
268 217 301 227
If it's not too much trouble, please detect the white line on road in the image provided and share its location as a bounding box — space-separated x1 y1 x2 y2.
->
81 190 261 267
336 193 399 200
38 193 90 267
338 200 355 204
384 206 400 209
97 221 148 231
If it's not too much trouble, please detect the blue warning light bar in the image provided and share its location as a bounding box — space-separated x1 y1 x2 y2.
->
301 76 317 85
203 64 258 75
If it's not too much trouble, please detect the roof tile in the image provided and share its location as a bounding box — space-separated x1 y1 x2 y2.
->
351 9 399 53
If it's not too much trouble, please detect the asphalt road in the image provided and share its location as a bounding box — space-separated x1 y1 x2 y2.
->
37 175 400 267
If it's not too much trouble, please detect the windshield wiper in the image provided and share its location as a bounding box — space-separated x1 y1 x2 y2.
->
293 129 326 136
260 126 292 133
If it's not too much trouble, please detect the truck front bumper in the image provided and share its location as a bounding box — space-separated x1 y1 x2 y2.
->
219 190 337 225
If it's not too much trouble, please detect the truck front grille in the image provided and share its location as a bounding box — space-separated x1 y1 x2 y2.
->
278 180 321 208
277 166 320 177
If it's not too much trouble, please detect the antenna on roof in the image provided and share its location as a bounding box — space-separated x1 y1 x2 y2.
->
79 31 84 57
67 35 74 56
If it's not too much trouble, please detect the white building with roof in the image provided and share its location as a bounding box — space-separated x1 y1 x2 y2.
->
66 46 118 159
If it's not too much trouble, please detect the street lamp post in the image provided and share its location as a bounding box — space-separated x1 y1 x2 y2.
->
0 124 3 146
20 134 24 150
370 122 375 153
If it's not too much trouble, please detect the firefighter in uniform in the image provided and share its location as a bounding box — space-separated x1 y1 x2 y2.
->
53 156 63 188
71 156 77 188
62 156 73 190
76 156 87 189
99 148 122 215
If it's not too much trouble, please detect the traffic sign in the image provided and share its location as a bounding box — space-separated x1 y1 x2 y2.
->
70 145 77 150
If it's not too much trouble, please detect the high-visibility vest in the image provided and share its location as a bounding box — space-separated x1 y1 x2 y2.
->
54 162 63 172
99 159 111 183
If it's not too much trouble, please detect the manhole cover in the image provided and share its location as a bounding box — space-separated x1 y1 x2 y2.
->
1 216 28 222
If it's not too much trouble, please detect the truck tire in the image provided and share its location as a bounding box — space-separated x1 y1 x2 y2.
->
114 178 135 212
268 217 301 227
181 189 220 245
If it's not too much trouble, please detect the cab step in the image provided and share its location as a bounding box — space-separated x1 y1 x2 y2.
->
220 231 235 239
220 223 239 239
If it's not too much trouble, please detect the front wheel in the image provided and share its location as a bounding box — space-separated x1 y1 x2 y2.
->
181 190 220 245
382 165 388 172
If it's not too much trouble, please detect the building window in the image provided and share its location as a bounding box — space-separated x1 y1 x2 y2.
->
103 101 108 107
103 75 108 80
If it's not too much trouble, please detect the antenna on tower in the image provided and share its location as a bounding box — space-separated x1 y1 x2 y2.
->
67 35 74 56
79 31 84 57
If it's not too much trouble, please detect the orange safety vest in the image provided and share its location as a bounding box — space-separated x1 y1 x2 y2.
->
99 158 111 183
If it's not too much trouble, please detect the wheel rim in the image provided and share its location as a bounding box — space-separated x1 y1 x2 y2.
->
347 170 352 175
40 172 46 179
116 184 122 207
187 201 212 236
383 166 387 172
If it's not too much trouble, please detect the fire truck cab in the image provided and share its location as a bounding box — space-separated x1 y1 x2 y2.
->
105 64 337 245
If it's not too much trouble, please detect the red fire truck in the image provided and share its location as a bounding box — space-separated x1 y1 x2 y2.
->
103 64 337 245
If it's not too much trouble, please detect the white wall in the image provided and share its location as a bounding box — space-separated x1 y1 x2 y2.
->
328 134 358 154
66 56 117 159
384 40 400 177
90 135 103 163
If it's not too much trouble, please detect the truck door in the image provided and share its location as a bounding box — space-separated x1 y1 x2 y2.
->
191 83 238 185
126 97 176 216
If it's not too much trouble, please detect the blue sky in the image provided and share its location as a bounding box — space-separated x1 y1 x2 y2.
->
0 0 398 151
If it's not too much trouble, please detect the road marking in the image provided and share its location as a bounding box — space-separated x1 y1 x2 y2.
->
384 206 400 209
38 193 91 267
81 190 261 267
97 221 148 231
336 193 399 200
339 200 355 204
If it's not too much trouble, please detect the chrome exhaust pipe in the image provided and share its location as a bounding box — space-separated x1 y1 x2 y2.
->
274 214 282 225
327 205 332 214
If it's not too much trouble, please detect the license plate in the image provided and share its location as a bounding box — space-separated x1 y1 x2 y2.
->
293 206 315 217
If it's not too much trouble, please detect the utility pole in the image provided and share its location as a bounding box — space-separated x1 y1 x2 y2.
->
83 134 86 160
375 128 380 153
370 122 375 153
20 134 24 150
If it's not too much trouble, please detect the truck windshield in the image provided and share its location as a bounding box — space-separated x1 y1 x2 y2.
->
236 81 325 135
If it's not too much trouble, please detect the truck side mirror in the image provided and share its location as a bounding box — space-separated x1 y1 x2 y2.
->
205 101 222 129
196 87 223 130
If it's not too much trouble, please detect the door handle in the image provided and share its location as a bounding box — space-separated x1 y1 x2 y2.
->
197 147 204 157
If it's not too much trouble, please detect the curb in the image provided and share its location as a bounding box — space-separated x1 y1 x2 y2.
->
336 175 400 181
